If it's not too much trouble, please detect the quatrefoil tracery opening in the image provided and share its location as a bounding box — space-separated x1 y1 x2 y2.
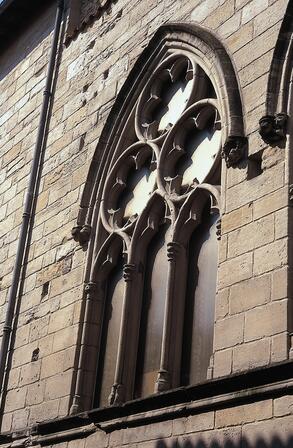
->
102 56 222 235
136 53 208 142
159 100 222 199
102 143 158 232
118 160 157 223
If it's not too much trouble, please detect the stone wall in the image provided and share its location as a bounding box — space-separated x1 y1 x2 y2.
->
0 0 292 440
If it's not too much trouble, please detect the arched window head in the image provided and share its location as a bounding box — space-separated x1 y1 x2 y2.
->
71 23 246 413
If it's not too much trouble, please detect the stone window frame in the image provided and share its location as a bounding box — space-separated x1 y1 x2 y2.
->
70 23 246 414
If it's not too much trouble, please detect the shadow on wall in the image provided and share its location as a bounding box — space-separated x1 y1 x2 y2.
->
156 434 293 448
0 0 66 429
0 1 56 81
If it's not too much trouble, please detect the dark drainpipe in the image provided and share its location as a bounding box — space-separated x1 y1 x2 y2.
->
0 0 65 398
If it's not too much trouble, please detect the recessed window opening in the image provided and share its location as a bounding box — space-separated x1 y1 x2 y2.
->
41 281 49 298
181 202 218 386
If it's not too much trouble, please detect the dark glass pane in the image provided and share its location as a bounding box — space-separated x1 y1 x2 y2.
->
181 205 218 385
95 255 124 407
135 224 170 398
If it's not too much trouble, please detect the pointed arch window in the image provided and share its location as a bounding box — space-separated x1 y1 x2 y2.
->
72 23 246 412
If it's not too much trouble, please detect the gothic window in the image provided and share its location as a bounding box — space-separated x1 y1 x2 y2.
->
72 24 245 413
92 54 222 407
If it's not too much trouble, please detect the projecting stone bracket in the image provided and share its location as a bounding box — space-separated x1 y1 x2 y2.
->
259 113 288 145
221 136 247 168
71 224 91 245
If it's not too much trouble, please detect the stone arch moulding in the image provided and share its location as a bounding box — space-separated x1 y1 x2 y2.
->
69 22 246 414
259 0 292 144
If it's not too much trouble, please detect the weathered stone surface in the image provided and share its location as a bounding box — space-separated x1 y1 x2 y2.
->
0 0 291 437
229 274 271 314
226 163 284 213
253 187 287 220
218 252 253 289
213 348 232 377
227 21 254 52
85 430 109 448
271 332 289 363
227 214 274 258
274 395 293 417
222 203 253 234
241 0 269 24
242 415 293 446
44 371 73 401
214 314 244 350
177 426 242 446
19 360 41 386
215 288 229 320
215 399 272 428
28 399 60 425
253 239 287 275
185 412 215 433
244 299 288 342
233 338 270 372
272 267 289 301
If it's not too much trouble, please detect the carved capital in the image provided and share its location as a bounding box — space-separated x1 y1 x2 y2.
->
155 369 170 392
123 263 136 282
167 242 183 262
108 383 125 406
259 113 288 144
71 224 91 245
221 136 247 168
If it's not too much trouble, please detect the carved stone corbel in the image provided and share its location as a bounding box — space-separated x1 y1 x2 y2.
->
71 224 91 245
221 136 247 168
259 113 288 144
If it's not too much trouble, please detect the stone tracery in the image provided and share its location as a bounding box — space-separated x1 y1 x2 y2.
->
72 23 246 414
94 46 222 407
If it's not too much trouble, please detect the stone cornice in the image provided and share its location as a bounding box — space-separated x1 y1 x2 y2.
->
65 0 117 45
1 360 293 446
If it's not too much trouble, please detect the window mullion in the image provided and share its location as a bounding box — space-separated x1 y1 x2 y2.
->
108 261 137 406
155 240 187 392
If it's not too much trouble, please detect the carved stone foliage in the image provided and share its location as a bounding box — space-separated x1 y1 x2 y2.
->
73 23 246 413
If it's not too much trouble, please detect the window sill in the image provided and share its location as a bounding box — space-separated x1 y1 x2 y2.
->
2 359 293 444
